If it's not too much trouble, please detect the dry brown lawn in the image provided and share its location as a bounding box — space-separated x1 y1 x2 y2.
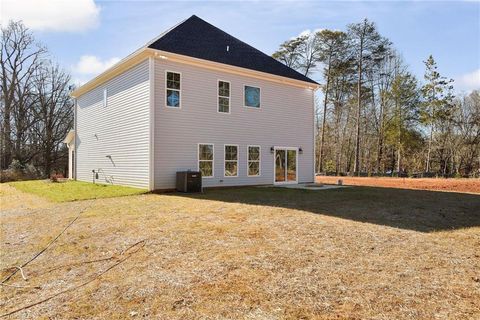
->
1 183 479 319
316 176 480 194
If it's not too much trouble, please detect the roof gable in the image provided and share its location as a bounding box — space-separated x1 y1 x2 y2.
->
148 15 318 85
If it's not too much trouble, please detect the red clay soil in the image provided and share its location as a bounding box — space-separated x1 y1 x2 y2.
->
316 176 480 194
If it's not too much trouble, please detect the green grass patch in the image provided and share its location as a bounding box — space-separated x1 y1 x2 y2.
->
8 180 147 202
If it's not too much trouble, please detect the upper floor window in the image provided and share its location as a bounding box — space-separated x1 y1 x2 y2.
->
244 85 260 108
103 88 108 107
224 145 238 177
218 80 230 113
198 144 214 177
166 71 181 108
248 145 260 176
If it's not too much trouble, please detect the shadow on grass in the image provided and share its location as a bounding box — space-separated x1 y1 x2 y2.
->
171 186 480 233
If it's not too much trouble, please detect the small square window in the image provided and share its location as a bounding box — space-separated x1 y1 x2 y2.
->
244 85 260 108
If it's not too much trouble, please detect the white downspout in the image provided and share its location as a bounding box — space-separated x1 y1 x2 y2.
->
148 56 155 191
73 98 77 180
68 145 73 179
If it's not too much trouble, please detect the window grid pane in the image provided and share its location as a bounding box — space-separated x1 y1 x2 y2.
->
199 144 213 160
225 161 238 176
167 72 180 90
248 162 260 176
166 89 180 107
218 97 229 113
199 161 213 177
225 145 237 161
218 81 230 97
248 146 260 161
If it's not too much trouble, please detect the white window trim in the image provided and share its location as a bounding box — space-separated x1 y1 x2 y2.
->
223 144 239 177
217 79 231 114
103 88 108 107
165 70 182 109
197 143 214 178
247 145 261 177
243 84 261 109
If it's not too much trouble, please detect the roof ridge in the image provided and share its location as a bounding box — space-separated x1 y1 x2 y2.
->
147 15 318 85
144 15 193 48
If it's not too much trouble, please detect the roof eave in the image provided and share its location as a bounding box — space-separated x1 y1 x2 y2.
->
71 46 320 99
147 48 321 89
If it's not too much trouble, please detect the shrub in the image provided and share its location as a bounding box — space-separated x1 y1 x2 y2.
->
8 159 25 171
0 161 44 182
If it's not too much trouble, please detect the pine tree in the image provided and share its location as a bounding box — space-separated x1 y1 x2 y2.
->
388 71 420 173
421 55 454 173
316 30 348 172
347 18 388 175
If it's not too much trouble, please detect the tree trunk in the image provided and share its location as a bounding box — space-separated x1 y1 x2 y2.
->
318 60 331 173
353 38 363 176
377 93 385 173
1 106 12 169
426 124 433 172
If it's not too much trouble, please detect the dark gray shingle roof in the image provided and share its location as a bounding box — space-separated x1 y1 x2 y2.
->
148 15 318 85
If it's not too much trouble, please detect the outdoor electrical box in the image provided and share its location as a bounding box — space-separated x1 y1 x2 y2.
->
176 171 202 193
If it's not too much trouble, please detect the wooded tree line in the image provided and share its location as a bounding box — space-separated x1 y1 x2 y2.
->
1 21 73 181
273 18 480 177
0 19 478 182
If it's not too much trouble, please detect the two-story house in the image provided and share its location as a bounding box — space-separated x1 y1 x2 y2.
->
68 15 319 190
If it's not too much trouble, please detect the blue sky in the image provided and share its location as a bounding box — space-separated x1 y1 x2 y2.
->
2 0 479 91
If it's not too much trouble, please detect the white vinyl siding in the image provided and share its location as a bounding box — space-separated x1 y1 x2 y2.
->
153 58 314 189
76 60 150 189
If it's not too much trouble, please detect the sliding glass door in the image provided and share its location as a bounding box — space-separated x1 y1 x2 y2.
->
274 148 297 184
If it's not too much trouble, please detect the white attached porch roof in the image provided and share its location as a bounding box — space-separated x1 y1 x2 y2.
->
63 130 75 145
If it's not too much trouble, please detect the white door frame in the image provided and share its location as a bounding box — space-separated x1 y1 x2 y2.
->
273 146 298 185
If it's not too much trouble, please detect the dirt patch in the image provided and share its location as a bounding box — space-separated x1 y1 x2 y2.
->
316 176 480 194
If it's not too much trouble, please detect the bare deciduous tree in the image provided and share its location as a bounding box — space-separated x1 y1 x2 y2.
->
0 21 74 180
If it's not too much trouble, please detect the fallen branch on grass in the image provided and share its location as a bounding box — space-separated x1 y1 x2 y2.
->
1 203 92 284
41 256 117 274
0 239 146 318
0 283 41 289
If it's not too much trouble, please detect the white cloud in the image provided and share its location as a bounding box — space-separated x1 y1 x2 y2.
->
72 55 121 76
0 0 100 32
455 69 480 92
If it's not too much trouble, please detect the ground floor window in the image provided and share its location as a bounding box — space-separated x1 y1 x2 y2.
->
248 145 260 176
224 145 238 177
198 144 214 177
